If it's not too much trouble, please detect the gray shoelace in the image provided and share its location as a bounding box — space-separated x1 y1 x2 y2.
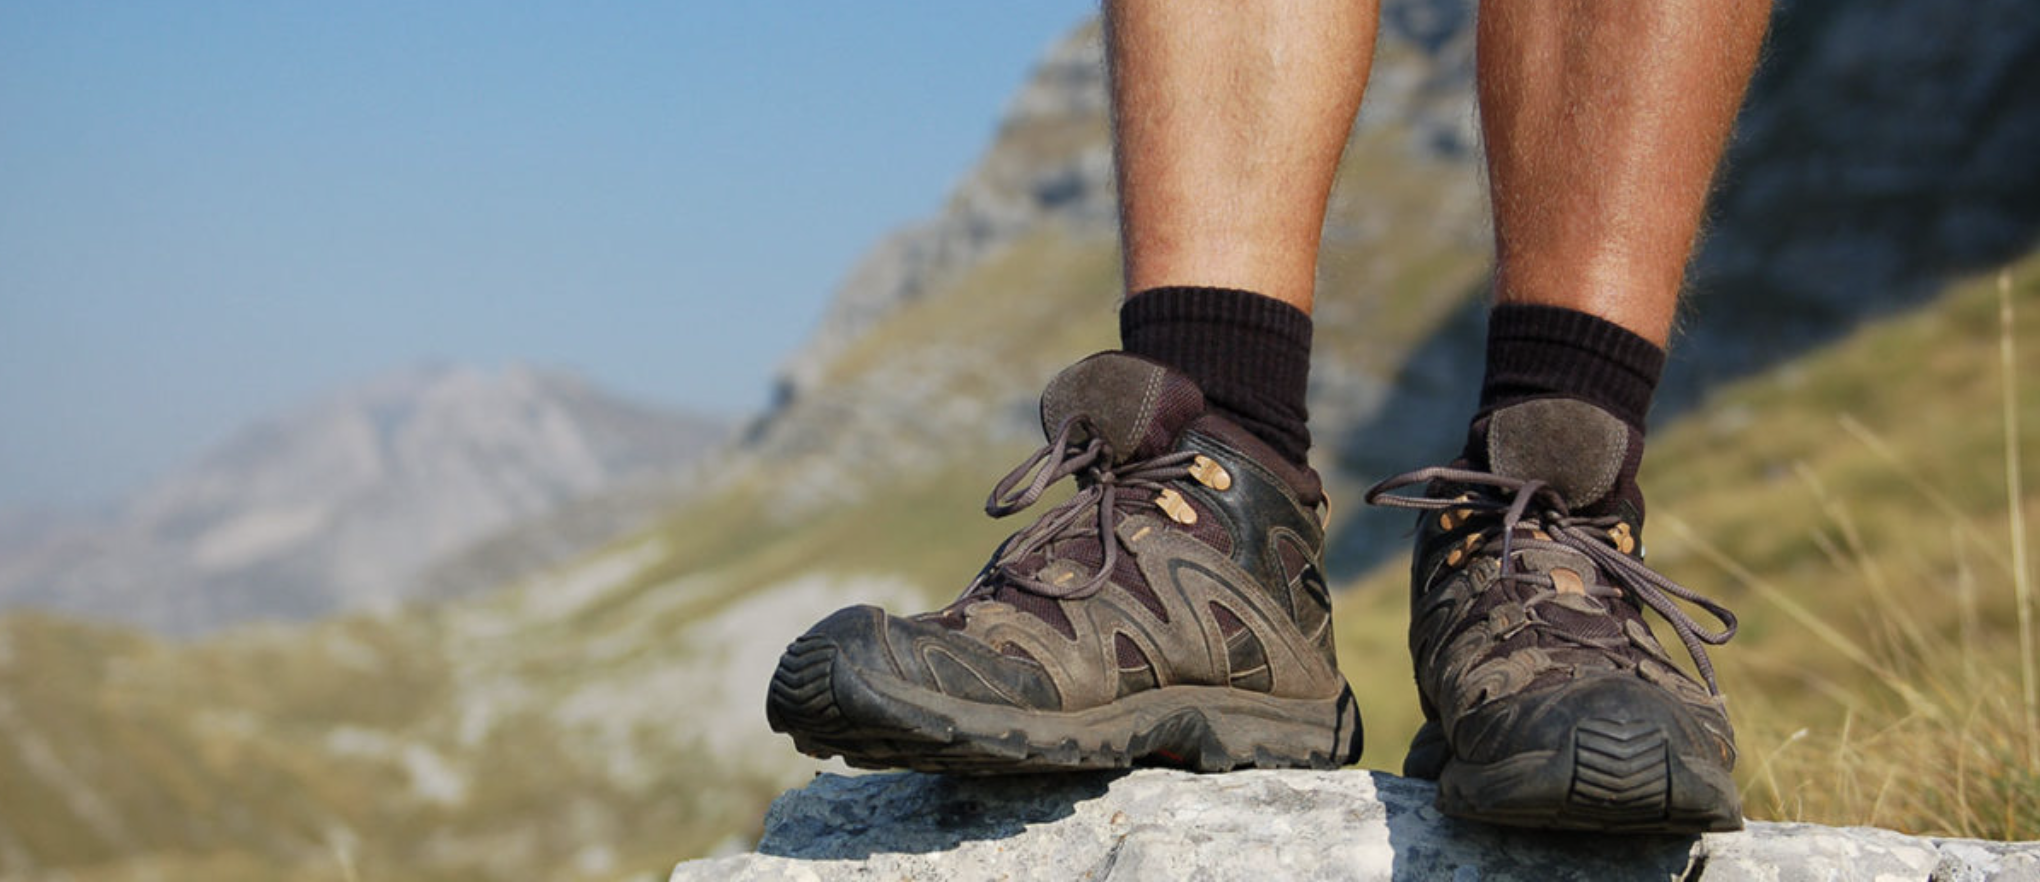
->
1367 466 1738 694
976 415 1197 600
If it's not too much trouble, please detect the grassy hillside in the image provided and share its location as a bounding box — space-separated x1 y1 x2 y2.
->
1657 259 2040 838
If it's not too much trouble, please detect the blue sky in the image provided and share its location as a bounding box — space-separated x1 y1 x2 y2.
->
0 2 1098 509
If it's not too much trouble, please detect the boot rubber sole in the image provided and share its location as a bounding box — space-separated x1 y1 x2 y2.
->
767 631 1362 773
1432 716 1743 833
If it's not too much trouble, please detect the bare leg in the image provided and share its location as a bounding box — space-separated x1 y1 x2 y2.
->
1360 0 1777 834
1107 0 1380 313
1479 0 1770 345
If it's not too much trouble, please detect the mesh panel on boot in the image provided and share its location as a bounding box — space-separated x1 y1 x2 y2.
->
989 584 1077 639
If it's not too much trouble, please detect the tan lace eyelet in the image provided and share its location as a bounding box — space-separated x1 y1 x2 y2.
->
1188 455 1232 491
1155 488 1198 525
1609 523 1637 555
1445 533 1481 567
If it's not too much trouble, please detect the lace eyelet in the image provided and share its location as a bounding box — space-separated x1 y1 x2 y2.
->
1188 455 1232 491
1155 488 1198 524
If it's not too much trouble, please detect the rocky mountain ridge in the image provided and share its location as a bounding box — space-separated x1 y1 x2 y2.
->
765 20 1117 412
0 363 726 634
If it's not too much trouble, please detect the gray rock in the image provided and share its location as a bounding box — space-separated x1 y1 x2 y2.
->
671 769 2040 882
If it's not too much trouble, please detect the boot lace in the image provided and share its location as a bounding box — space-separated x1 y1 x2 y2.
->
970 415 1197 601
1366 466 1738 694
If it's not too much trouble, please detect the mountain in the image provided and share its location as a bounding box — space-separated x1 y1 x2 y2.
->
0 1 2035 879
0 364 727 635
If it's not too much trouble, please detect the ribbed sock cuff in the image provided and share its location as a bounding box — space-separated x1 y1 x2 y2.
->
1120 286 1314 466
1477 304 1665 434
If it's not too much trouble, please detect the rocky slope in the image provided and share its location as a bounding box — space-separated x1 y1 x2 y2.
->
0 364 725 634
766 19 1118 408
672 769 2040 881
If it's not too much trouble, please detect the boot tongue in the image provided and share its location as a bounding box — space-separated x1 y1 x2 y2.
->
1039 352 1206 463
1485 398 1633 511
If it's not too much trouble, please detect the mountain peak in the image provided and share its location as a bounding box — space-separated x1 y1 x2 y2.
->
0 363 726 634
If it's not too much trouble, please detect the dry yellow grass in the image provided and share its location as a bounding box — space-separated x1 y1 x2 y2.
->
1652 265 2040 839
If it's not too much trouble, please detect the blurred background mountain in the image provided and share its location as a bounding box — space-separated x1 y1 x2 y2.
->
0 365 727 634
0 1 2036 879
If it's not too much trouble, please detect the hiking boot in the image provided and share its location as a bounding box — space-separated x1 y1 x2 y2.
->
1366 398 1743 832
766 352 1362 773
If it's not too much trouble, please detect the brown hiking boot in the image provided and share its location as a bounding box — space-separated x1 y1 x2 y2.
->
766 352 1362 772
1366 398 1743 832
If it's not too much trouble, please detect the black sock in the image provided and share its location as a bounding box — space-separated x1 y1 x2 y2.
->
1119 286 1314 467
1475 303 1665 434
